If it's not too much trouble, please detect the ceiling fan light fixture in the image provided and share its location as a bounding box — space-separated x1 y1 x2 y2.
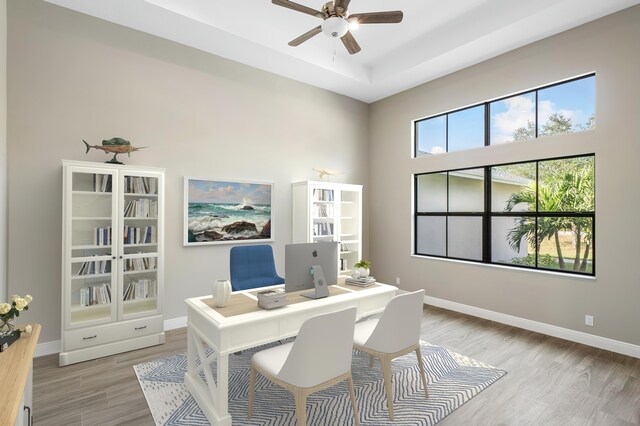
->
321 16 349 38
349 19 359 30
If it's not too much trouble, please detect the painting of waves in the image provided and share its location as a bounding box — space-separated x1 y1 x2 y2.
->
185 179 273 245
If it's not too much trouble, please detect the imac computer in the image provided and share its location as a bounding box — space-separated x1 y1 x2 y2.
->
285 242 338 299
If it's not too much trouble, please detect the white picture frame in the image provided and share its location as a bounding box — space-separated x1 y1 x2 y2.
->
184 177 274 246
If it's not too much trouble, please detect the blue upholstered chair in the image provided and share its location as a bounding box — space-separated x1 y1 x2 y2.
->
229 245 285 291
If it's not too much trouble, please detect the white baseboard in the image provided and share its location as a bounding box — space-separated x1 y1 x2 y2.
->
424 296 640 359
35 339 61 357
35 316 189 358
164 316 187 330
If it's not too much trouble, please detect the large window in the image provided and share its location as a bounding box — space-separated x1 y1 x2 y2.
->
414 74 595 157
414 155 595 276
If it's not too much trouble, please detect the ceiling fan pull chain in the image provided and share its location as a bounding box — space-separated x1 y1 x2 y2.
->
333 38 337 62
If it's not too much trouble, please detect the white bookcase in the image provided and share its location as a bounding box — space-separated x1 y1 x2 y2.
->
292 181 363 276
60 160 165 366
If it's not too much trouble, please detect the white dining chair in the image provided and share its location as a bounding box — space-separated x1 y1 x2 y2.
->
248 306 360 426
353 289 428 420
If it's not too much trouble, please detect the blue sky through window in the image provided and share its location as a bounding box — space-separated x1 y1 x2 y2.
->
538 76 595 131
416 75 595 155
448 105 484 152
490 75 595 144
416 115 446 155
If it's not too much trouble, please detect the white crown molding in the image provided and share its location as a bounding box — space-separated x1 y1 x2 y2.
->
424 295 640 359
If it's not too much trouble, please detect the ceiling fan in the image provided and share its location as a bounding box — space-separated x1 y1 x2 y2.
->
272 0 403 55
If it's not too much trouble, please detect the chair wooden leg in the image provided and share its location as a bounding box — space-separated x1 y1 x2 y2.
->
415 346 429 398
347 375 360 426
369 354 375 368
294 391 308 426
248 364 256 418
380 355 394 420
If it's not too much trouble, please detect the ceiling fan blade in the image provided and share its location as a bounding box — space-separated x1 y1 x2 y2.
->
348 11 403 24
288 26 322 46
341 31 361 55
333 0 352 15
272 0 324 18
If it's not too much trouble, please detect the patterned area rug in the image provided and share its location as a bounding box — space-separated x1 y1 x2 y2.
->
134 341 506 425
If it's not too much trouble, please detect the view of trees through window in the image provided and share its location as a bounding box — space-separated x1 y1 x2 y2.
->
415 155 595 275
414 75 595 156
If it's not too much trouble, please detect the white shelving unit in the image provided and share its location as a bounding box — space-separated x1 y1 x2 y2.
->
292 181 363 276
60 160 165 366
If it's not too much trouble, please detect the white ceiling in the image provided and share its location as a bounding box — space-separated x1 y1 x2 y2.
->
44 0 640 103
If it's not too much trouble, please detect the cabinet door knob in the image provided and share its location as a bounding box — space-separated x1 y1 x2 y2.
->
83 335 97 340
135 325 147 330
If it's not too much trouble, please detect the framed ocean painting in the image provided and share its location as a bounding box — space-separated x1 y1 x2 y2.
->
184 178 274 246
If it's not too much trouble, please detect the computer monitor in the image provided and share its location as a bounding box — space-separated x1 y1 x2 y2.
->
285 242 338 299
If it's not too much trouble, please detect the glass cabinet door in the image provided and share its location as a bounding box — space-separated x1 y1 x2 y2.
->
339 189 361 275
312 187 336 242
120 254 160 318
119 171 161 319
67 169 117 327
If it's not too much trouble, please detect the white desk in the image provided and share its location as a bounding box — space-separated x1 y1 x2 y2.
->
184 282 397 425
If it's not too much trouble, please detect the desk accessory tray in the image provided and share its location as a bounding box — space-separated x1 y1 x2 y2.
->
257 289 288 309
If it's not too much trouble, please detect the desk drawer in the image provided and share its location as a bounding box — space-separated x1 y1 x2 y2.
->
64 316 163 351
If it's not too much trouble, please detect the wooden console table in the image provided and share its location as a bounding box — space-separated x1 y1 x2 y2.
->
0 323 41 426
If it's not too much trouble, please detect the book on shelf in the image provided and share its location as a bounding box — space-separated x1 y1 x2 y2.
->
123 225 157 244
123 278 157 301
340 258 348 271
78 258 111 276
125 176 157 195
124 198 158 218
313 203 334 218
93 227 112 246
124 256 156 272
79 283 112 307
93 174 112 193
313 189 334 202
313 222 334 236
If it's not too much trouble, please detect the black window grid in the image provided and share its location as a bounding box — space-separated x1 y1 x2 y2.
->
414 154 595 276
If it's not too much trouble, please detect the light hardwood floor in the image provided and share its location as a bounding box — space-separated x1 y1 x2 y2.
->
33 306 640 425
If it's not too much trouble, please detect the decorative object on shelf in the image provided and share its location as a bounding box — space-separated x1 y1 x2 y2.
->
312 167 342 180
0 294 33 335
184 178 274 246
353 259 371 278
83 137 147 165
212 279 232 308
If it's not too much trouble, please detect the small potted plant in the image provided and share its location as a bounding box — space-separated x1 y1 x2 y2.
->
353 260 372 279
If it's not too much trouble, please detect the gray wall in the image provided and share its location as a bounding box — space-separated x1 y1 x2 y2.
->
7 0 369 343
0 0 6 301
370 5 640 346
